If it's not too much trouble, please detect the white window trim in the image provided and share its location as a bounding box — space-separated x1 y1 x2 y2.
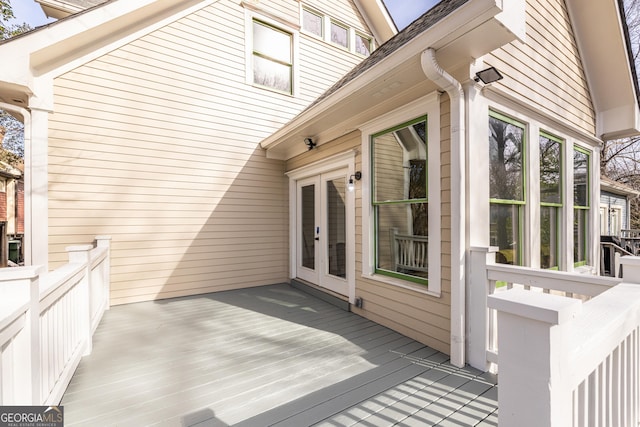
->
244 8 299 97
299 4 373 57
484 100 599 273
359 92 441 296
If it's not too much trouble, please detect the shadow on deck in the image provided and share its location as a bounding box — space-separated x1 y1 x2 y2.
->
61 284 498 426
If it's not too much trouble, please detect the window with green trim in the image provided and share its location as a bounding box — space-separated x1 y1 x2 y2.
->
252 19 293 94
574 147 590 266
489 112 525 265
372 117 428 284
540 132 562 269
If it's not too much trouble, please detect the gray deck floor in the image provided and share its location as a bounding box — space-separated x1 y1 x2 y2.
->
61 284 498 426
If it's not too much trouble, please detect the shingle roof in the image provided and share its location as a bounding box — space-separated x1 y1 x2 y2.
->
305 0 468 110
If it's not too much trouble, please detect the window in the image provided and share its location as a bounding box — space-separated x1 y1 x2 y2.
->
355 33 371 56
330 20 348 48
574 147 590 266
372 117 428 284
302 8 322 37
539 132 562 269
489 112 525 265
252 19 293 94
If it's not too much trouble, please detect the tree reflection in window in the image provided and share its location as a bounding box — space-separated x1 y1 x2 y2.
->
489 113 525 265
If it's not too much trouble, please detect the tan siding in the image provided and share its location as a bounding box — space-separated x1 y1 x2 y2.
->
48 0 368 305
486 0 595 134
285 99 453 354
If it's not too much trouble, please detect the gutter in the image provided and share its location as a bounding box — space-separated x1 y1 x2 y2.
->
421 48 466 368
0 102 32 266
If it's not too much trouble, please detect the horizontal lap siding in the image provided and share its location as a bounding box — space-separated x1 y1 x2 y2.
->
48 0 367 305
486 0 595 134
286 97 452 355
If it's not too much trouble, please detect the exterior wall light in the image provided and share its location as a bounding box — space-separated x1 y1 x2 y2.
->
474 67 503 84
348 171 362 192
304 137 316 150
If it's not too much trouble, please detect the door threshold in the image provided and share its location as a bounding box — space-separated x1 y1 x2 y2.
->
290 279 350 312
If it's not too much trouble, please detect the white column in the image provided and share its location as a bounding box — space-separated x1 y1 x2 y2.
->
467 246 497 371
620 256 640 282
26 107 50 268
488 289 582 427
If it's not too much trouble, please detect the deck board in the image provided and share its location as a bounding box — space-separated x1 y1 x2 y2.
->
61 284 498 426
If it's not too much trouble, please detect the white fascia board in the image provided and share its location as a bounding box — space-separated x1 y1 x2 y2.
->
0 0 214 109
261 0 507 153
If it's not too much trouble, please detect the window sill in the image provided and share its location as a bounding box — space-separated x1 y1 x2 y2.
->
361 272 441 298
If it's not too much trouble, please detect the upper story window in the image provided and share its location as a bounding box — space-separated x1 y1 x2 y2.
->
489 111 526 265
355 32 371 56
573 147 590 266
330 20 349 48
302 8 322 37
540 132 563 269
252 19 293 94
371 117 428 285
301 6 372 57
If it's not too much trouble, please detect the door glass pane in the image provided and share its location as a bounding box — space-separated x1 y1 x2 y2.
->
327 178 346 278
301 185 315 269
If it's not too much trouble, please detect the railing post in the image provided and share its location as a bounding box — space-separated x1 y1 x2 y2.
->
95 236 112 310
620 256 640 283
467 246 497 371
67 244 93 356
0 265 45 404
488 289 582 427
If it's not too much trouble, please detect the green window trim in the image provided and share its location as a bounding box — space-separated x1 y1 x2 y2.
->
489 111 527 266
539 131 563 270
371 116 429 286
573 146 591 267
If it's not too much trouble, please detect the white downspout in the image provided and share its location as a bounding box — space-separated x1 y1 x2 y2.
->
0 102 32 266
420 48 466 368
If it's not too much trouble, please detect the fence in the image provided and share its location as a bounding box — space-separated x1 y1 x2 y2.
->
488 255 640 426
0 236 111 405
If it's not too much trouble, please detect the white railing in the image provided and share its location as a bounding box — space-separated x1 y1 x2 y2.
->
488 256 640 426
0 236 111 405
468 246 621 371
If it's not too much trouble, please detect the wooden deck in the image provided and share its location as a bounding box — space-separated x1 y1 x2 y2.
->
61 284 498 426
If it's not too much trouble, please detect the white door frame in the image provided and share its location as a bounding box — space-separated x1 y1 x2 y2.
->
286 150 357 303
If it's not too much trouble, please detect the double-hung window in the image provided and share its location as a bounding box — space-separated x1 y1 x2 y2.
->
539 132 562 269
371 117 428 285
252 19 293 94
489 112 526 265
573 147 590 266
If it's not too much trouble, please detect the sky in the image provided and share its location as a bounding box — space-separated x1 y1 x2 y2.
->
11 0 438 30
9 0 55 27
382 0 442 29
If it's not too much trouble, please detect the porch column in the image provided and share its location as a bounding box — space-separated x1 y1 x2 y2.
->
26 107 49 268
464 76 491 371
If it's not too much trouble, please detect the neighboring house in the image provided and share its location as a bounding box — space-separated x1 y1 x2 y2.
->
0 129 24 266
0 0 638 375
600 175 639 236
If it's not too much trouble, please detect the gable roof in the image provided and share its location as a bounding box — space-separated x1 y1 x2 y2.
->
262 0 640 159
601 176 640 197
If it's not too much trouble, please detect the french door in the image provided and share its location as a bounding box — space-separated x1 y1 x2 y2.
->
296 168 348 295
